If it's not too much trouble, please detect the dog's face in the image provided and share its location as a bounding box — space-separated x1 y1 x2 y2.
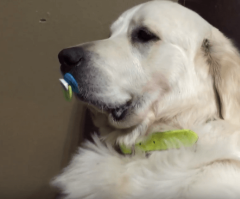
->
58 1 240 143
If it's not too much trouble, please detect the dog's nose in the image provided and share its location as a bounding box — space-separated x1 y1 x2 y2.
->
58 47 84 73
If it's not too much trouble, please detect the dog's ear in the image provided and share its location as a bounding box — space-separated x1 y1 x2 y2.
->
203 28 240 125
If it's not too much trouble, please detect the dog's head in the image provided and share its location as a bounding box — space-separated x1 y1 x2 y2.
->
58 1 240 144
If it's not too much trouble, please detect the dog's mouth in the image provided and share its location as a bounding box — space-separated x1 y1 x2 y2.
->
109 100 132 121
75 92 133 121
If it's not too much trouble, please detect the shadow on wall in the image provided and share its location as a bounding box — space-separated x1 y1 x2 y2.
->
61 103 86 168
25 102 86 199
62 104 98 168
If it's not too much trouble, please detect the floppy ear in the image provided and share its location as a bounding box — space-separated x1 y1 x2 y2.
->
203 27 240 126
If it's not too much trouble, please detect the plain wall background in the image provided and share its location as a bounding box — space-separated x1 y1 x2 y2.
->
0 0 177 198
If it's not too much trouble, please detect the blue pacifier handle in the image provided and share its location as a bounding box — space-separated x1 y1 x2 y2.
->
64 73 79 94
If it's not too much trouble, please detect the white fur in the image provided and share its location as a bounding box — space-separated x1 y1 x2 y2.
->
53 125 240 199
53 1 240 198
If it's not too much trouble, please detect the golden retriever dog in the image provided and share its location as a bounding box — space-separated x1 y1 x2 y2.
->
53 1 240 198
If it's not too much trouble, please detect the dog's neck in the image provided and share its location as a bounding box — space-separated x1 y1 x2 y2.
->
94 102 220 146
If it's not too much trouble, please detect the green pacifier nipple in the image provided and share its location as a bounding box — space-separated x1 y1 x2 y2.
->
59 79 73 101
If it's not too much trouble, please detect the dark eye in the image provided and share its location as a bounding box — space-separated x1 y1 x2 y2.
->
133 28 159 43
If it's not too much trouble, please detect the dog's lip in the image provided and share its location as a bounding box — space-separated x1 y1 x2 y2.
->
75 92 132 117
82 96 132 121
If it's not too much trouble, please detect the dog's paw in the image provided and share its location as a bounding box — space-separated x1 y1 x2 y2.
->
52 135 134 199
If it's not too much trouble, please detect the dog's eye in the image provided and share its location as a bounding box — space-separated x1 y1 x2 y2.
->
133 28 159 43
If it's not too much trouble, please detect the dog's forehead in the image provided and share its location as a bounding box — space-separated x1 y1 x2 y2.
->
110 1 211 41
110 3 144 36
133 1 184 23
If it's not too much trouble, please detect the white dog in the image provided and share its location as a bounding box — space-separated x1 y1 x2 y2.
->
53 1 240 198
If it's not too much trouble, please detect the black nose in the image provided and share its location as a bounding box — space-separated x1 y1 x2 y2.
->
58 47 84 73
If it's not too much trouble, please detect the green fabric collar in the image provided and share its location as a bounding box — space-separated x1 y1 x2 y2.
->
120 129 198 154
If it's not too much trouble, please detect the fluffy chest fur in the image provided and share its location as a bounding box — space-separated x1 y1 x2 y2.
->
53 121 240 199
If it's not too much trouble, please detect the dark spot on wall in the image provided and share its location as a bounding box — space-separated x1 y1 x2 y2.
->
39 18 47 23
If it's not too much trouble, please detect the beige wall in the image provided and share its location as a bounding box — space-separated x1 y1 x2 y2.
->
0 0 177 199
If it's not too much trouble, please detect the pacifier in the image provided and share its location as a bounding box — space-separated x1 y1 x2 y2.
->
59 73 79 101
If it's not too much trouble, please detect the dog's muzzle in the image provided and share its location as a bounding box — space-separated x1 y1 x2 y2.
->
58 46 132 121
